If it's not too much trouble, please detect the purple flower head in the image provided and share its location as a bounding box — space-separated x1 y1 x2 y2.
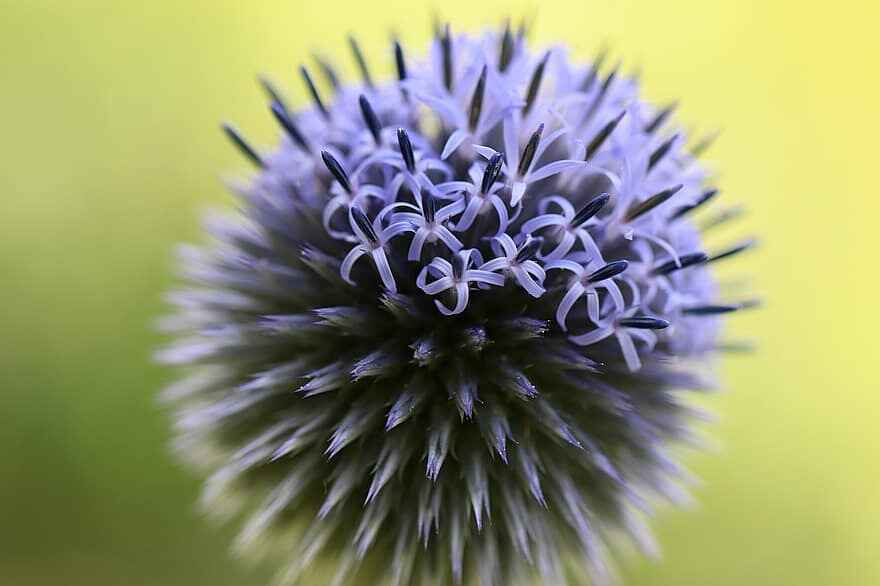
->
160 21 755 586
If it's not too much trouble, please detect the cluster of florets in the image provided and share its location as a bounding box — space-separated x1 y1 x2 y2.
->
160 22 753 586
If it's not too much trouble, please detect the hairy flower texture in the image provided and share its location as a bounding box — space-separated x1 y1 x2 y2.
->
159 22 755 586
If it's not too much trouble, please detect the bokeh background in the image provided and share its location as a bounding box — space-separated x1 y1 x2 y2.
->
2 0 878 584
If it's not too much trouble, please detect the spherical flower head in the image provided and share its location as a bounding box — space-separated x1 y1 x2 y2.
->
159 22 755 586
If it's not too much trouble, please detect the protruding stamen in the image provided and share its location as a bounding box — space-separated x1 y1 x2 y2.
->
258 76 287 111
524 51 550 115
618 316 670 330
708 238 756 263
515 237 542 263
481 153 504 194
358 94 382 143
518 124 544 176
270 102 309 152
222 124 263 168
498 20 515 72
587 260 628 282
350 206 378 244
647 133 679 173
682 304 742 316
584 111 626 161
625 184 683 221
652 252 709 276
397 128 416 173
572 193 610 227
422 191 437 224
644 102 678 134
299 66 329 120
313 55 340 92
669 188 719 220
393 39 407 82
441 24 454 92
452 253 466 280
348 35 374 88
468 66 488 131
321 150 352 194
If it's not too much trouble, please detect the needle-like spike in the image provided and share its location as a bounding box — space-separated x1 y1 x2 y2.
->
270 102 310 152
644 102 678 134
708 238 757 263
682 304 743 316
618 316 670 330
393 39 408 82
572 194 611 227
299 65 329 120
321 150 352 194
498 20 515 72
625 184 683 221
258 76 288 111
581 44 609 91
647 133 680 173
584 111 626 161
397 128 416 173
669 188 719 220
524 51 550 115
313 55 341 92
348 35 374 89
222 124 263 168
441 24 454 92
652 252 709 276
481 153 504 194
358 94 382 144
468 66 488 131
518 124 544 176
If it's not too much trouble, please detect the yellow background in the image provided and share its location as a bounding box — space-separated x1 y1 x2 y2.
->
2 1 878 584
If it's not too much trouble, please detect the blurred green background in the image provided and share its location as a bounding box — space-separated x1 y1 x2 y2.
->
2 0 878 584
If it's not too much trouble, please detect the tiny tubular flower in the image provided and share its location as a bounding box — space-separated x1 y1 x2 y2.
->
480 233 547 297
416 248 504 315
340 206 413 293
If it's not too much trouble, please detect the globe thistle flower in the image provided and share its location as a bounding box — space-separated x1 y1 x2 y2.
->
159 21 755 586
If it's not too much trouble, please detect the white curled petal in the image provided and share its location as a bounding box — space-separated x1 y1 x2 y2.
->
408 229 430 261
543 231 577 260
437 282 470 315
538 195 575 217
473 145 497 160
466 270 506 287
556 282 585 331
479 258 509 273
455 196 484 231
603 280 626 312
436 198 467 222
575 229 604 261
370 249 397 293
493 234 518 258
435 226 463 253
381 221 415 242
586 290 601 323
512 266 545 298
544 259 585 276
340 246 367 285
528 160 585 183
629 329 658 351
441 129 471 160
569 325 615 346
489 196 510 235
511 181 527 207
616 331 642 372
521 214 564 235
